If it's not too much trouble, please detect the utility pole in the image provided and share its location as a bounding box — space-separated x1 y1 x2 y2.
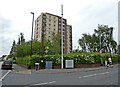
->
61 4 64 69
99 34 103 65
30 12 34 56
30 12 34 69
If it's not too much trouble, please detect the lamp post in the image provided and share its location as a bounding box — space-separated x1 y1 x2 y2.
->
30 12 34 56
30 12 34 69
99 34 103 65
61 4 64 69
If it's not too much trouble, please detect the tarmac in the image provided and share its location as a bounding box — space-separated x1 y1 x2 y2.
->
12 64 119 74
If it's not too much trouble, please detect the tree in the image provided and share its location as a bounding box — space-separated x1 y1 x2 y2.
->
45 33 61 55
17 32 25 45
118 45 120 54
10 40 16 56
94 25 117 53
78 24 117 53
32 40 41 55
17 37 20 45
20 32 25 44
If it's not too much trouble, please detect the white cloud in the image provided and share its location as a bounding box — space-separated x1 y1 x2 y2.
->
0 0 119 56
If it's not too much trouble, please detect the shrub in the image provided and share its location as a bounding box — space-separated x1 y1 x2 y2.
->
16 52 120 67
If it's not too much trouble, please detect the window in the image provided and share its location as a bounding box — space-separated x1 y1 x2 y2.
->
63 28 65 31
54 25 56 27
43 15 46 19
54 29 55 31
36 32 38 34
63 39 65 42
49 24 51 26
54 21 56 23
49 19 51 22
49 15 51 18
37 20 39 22
36 35 38 38
42 19 46 23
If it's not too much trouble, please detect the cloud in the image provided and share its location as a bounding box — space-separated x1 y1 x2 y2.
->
0 36 12 56
0 16 12 56
0 0 119 55
0 16 11 32
72 0 118 49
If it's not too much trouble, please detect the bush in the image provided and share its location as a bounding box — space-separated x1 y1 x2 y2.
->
16 52 120 67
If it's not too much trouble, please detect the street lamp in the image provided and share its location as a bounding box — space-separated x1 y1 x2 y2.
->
30 12 34 57
30 12 34 69
99 34 103 65
61 4 64 69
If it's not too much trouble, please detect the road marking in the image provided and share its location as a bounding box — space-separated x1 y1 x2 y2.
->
79 72 109 79
34 81 56 85
0 70 11 81
48 81 56 84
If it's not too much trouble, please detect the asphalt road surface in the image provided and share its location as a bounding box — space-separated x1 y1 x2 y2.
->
0 61 2 87
1 64 119 86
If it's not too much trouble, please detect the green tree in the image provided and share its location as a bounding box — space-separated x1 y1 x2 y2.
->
10 40 16 57
20 32 25 44
17 32 25 45
118 45 120 54
50 33 61 54
78 24 117 53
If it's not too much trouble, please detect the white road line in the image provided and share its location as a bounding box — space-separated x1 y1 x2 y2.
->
48 81 56 84
35 82 48 85
0 70 11 81
79 72 109 79
34 81 56 85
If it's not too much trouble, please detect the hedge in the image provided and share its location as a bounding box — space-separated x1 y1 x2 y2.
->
16 52 120 67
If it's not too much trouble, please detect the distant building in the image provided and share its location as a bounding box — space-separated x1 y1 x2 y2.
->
34 12 72 53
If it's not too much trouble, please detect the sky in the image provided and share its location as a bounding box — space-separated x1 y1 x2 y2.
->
0 0 119 57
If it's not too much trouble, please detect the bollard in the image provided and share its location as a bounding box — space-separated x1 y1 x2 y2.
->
35 63 39 71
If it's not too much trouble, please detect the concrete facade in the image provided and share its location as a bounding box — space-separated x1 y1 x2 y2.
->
34 12 72 53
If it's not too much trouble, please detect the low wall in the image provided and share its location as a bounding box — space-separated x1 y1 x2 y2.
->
53 64 101 69
75 64 101 68
17 64 101 69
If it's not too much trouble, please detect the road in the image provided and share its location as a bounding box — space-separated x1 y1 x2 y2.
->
0 61 12 87
0 61 2 87
1 63 119 86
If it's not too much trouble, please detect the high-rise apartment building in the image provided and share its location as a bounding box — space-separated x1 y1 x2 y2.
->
34 12 72 53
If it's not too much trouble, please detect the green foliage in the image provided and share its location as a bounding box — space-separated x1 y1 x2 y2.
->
16 56 30 65
14 33 61 58
10 40 16 55
16 52 119 67
78 25 117 53
47 33 61 55
118 45 120 54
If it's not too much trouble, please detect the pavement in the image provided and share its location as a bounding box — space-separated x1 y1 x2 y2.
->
12 64 119 74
